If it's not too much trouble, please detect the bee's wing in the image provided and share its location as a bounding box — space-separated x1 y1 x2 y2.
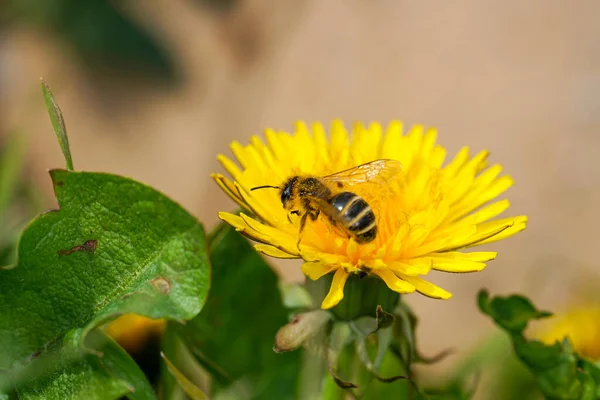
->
321 159 402 187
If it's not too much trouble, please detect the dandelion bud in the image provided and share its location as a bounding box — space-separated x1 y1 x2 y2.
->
274 310 330 353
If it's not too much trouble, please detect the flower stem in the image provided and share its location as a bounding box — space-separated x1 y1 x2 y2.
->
298 346 327 400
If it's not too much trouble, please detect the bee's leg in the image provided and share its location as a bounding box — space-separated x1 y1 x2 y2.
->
296 210 319 251
310 210 320 221
296 213 309 251
298 210 318 235
288 210 300 223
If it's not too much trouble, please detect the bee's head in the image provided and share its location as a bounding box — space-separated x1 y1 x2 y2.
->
280 176 299 210
250 178 299 210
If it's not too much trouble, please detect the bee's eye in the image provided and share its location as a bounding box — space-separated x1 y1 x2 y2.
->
280 177 299 206
281 185 292 204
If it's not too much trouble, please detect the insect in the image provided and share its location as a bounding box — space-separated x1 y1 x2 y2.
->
251 159 402 244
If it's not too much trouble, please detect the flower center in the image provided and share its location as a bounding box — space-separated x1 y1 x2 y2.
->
298 159 449 267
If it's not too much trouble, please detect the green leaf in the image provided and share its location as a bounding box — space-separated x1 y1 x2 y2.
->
161 352 208 400
515 338 583 399
41 80 74 171
0 170 210 370
13 329 155 400
479 291 598 399
477 289 552 333
581 360 600 399
176 224 300 399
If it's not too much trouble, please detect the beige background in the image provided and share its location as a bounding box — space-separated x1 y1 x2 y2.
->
2 0 599 379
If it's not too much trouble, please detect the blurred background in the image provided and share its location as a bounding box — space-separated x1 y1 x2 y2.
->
1 0 599 393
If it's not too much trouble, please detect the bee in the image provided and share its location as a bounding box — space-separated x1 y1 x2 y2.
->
251 159 402 244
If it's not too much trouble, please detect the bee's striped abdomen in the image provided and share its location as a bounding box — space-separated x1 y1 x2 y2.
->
329 191 377 243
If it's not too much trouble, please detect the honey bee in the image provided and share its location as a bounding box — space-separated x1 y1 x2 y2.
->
251 159 402 244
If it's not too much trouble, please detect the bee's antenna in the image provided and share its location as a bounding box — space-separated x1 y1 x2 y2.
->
250 185 280 191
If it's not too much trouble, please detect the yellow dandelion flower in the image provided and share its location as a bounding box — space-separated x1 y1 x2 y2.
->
533 305 600 360
213 120 527 310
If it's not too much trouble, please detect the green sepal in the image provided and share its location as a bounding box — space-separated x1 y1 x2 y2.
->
320 273 399 321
